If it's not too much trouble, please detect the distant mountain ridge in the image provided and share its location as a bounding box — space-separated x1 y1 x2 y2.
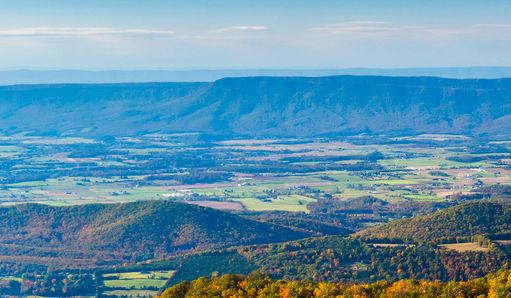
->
2 67 511 85
2 75 511 137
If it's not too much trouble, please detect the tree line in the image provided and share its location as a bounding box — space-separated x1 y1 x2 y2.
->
157 269 511 298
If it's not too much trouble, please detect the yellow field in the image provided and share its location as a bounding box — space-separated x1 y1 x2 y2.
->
439 242 489 252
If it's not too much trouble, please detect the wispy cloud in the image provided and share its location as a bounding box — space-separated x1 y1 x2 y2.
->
179 26 269 40
308 21 511 40
0 27 174 37
309 21 395 35
303 21 511 55
211 26 268 33
473 24 511 28
310 26 395 32
416 23 511 40
327 21 387 27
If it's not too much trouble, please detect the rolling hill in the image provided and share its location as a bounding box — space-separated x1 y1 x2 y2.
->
0 201 311 267
2 76 511 137
358 202 511 242
114 202 511 286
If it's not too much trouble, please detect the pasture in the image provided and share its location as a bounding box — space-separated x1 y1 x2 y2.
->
233 194 315 212
103 271 175 280
0 276 22 282
103 278 167 289
439 243 489 252
101 271 174 297
103 289 159 298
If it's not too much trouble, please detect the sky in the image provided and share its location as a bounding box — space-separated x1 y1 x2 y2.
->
0 0 510 70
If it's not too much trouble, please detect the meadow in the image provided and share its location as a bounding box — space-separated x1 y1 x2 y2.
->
103 289 159 298
103 279 167 288
438 242 489 252
100 271 175 297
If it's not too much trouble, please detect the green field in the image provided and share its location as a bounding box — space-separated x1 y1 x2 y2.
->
103 289 159 298
379 158 492 168
103 278 167 288
0 276 22 282
21 137 94 144
101 271 173 297
104 271 175 280
233 194 316 212
403 194 447 201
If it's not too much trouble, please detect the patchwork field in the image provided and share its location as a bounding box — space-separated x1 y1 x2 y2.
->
1 133 511 215
101 271 175 298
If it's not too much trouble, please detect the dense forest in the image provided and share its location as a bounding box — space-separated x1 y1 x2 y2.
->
89 201 511 287
4 201 511 295
306 196 455 221
156 269 511 298
0 201 312 267
0 272 93 296
357 202 511 242
103 233 510 287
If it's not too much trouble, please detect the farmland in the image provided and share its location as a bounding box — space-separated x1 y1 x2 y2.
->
0 133 511 217
4 132 511 297
438 242 489 252
101 271 175 298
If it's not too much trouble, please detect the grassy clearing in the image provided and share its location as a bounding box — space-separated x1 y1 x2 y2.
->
350 262 370 270
103 289 159 298
233 195 315 212
103 278 167 289
368 179 423 185
36 200 72 206
21 137 94 144
439 243 489 252
402 195 447 201
379 158 492 168
0 145 25 152
104 271 175 280
0 276 22 282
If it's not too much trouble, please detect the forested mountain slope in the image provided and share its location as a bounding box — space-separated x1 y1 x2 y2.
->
358 202 511 241
0 201 310 267
156 270 511 298
122 231 510 286
2 76 511 137
113 202 511 286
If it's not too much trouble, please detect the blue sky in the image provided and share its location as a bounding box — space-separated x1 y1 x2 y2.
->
1 0 510 70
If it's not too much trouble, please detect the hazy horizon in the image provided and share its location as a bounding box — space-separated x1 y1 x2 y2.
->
2 67 511 85
1 1 511 70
